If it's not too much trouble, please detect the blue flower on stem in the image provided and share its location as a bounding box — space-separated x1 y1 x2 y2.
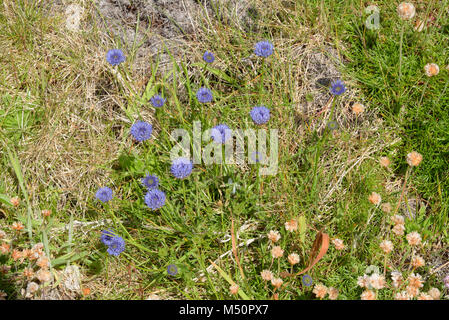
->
330 80 346 96
96 187 113 203
203 51 215 63
170 158 193 179
211 124 232 144
254 41 274 57
144 189 166 210
106 49 126 66
196 87 213 103
130 120 153 142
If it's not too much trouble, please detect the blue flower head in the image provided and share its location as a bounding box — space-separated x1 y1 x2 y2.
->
211 124 232 144
144 189 166 210
302 274 313 287
203 51 215 63
150 94 166 108
330 80 346 96
130 120 153 142
106 49 126 66
106 236 125 256
96 187 113 203
167 264 178 276
170 158 193 179
196 87 213 103
100 229 116 246
141 174 159 190
250 106 270 125
254 41 274 58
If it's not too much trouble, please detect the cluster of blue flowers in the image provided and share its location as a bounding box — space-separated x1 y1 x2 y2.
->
99 43 347 259
100 230 125 256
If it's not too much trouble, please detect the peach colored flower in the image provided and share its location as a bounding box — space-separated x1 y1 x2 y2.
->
271 246 284 259
36 269 52 283
42 209 51 217
424 63 439 77
288 253 300 265
392 224 405 236
391 214 405 225
229 284 239 295
407 151 423 167
352 103 365 115
397 2 416 20
23 268 34 279
379 157 391 168
284 219 298 232
37 256 50 270
428 288 440 300
369 273 386 290
406 231 422 246
408 273 424 288
361 289 376 300
357 275 370 288
271 277 283 289
411 255 425 268
312 284 327 299
380 240 393 254
391 271 403 288
406 285 420 298
267 230 281 243
10 197 20 207
12 249 23 261
328 287 339 300
25 282 39 297
261 269 273 281
381 202 392 213
332 238 345 250
0 243 10 254
368 192 381 205
11 222 24 231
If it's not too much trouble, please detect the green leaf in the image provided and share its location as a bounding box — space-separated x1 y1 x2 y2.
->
298 215 307 243
0 194 12 206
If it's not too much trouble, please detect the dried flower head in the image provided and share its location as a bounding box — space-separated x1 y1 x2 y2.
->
0 290 7 300
397 2 416 20
444 275 449 289
271 246 284 259
0 265 11 274
380 203 392 214
261 269 273 281
406 151 423 167
332 238 345 250
10 197 20 207
352 103 365 115
25 281 39 298
392 224 405 236
271 277 283 289
284 219 298 232
328 287 339 300
380 240 393 254
424 63 440 77
267 230 281 243
0 230 5 239
288 253 300 265
368 192 382 205
391 214 405 225
406 231 422 246
361 289 376 300
312 284 328 299
379 156 391 168
411 255 425 268
428 288 440 300
11 222 24 231
229 284 239 295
